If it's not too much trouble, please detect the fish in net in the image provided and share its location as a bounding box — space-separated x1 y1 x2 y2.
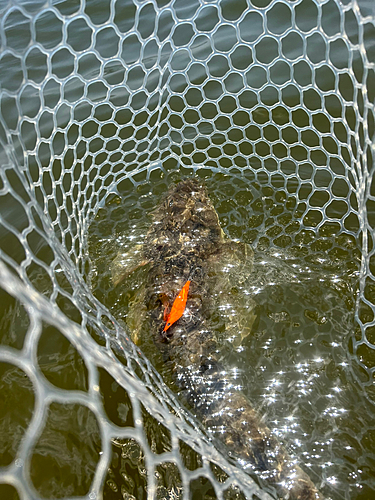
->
0 0 374 499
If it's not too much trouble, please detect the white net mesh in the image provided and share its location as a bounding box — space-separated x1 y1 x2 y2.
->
0 0 374 499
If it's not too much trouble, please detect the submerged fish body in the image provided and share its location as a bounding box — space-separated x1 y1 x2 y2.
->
112 179 323 500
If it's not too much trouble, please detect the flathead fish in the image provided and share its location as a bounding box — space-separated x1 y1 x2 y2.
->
111 178 324 500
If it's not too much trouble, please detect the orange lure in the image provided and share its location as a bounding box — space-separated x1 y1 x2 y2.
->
164 280 191 332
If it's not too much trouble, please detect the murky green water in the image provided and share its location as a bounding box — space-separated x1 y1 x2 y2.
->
88 166 373 500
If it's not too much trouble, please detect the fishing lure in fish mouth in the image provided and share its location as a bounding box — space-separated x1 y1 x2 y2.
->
164 280 191 332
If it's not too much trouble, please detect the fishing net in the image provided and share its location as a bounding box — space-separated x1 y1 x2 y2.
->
0 0 374 499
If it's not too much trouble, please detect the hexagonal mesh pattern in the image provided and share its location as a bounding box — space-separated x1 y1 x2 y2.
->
0 0 374 499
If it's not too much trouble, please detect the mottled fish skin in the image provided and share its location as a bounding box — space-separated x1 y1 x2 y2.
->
113 178 324 500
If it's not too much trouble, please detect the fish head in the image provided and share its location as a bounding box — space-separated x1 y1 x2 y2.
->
146 178 224 260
